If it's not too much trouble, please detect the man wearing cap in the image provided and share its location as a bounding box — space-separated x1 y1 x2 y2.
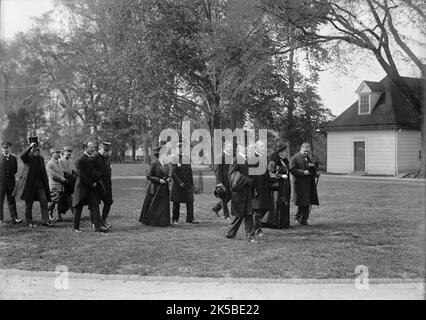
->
72 141 108 233
13 141 53 227
93 142 113 229
58 146 77 218
47 147 68 221
0 142 22 225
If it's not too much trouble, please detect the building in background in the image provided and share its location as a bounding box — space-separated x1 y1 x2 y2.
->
325 76 422 176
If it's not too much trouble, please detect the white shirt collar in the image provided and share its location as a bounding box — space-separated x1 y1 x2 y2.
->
2 152 9 158
84 152 91 158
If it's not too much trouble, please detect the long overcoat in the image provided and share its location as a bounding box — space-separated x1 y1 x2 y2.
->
0 153 17 191
72 153 99 208
13 146 51 202
170 154 194 203
228 155 253 217
289 152 319 206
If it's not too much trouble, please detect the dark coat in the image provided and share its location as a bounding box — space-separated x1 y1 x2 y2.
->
93 152 113 203
72 153 99 208
268 155 291 204
146 159 170 197
0 153 17 191
289 152 319 206
229 155 253 217
250 166 273 211
13 146 51 202
170 154 194 203
214 152 232 189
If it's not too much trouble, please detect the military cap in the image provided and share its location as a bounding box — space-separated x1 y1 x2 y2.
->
1 141 12 148
50 147 62 153
102 141 112 146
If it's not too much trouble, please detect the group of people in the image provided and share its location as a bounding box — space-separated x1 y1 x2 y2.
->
0 140 114 233
139 140 320 243
1 138 319 241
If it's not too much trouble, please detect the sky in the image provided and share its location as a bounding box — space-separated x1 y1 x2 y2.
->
0 0 421 118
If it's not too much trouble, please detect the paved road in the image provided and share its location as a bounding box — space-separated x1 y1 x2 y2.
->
0 269 423 300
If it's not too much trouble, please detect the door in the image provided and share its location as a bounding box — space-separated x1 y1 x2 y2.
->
354 141 365 172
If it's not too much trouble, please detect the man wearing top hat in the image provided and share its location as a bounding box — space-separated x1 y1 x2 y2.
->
0 142 22 225
170 140 198 224
72 141 108 233
47 147 68 222
58 145 77 219
13 138 53 227
93 141 113 229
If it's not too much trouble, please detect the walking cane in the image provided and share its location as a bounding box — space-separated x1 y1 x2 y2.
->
308 173 321 215
143 183 162 221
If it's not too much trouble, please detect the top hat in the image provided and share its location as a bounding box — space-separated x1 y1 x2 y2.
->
274 141 287 153
214 184 227 199
1 141 12 148
28 136 39 145
152 145 162 155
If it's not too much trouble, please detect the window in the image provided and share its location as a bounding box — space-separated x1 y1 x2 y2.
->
359 95 370 114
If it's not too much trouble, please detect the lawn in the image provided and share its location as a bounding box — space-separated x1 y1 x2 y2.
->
0 175 424 279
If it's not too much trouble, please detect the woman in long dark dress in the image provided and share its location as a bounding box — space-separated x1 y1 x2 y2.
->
139 146 171 226
261 143 291 229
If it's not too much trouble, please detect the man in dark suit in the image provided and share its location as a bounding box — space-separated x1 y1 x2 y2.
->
212 140 233 220
13 141 53 227
225 144 257 243
0 142 22 225
170 141 198 224
93 142 113 229
289 142 319 226
72 142 108 233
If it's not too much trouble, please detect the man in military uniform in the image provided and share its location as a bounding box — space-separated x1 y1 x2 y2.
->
0 142 22 225
170 141 198 224
93 142 113 229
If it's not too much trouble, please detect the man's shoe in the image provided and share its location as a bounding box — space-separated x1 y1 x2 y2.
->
294 220 302 226
28 223 37 228
301 221 310 226
256 232 265 238
172 220 178 225
224 215 230 221
102 221 112 230
212 209 220 217
186 220 199 224
225 234 235 239
249 238 259 244
72 228 82 233
95 226 109 233
12 218 23 224
42 222 54 227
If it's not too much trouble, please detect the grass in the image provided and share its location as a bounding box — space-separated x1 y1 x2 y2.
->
0 174 424 279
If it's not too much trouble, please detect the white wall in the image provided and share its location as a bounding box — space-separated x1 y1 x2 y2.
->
327 130 396 175
397 130 421 173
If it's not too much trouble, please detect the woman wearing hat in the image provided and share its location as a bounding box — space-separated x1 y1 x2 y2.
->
139 146 171 226
262 141 291 229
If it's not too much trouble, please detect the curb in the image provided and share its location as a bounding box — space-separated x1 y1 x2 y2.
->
0 269 423 285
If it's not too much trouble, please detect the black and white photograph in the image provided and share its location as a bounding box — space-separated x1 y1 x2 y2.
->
0 0 424 307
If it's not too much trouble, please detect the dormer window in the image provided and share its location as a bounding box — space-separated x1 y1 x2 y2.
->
359 94 370 114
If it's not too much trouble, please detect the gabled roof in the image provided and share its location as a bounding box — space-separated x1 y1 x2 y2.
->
326 76 422 131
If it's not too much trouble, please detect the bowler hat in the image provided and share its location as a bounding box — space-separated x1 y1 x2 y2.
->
1 141 11 148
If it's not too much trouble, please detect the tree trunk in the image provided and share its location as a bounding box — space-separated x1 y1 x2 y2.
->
286 44 295 157
419 84 426 178
131 139 136 161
